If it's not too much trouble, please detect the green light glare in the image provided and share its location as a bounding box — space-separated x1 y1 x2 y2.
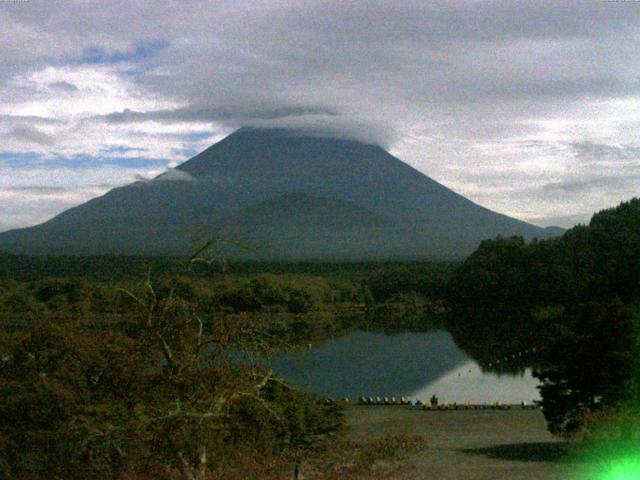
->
599 457 640 480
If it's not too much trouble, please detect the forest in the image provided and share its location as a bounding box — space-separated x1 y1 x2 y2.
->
447 198 640 439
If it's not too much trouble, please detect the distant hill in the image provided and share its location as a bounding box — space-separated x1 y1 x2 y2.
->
0 128 562 259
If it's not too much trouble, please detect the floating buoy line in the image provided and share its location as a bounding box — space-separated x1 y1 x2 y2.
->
322 396 540 410
481 346 539 369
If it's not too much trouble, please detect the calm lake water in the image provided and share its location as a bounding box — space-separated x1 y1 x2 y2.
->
266 330 541 404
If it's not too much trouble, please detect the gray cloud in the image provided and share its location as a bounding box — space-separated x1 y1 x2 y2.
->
153 168 196 182
8 124 55 146
570 141 640 162
4 0 634 143
4 186 68 194
543 173 640 193
49 80 78 93
0 114 61 125
3 183 125 194
96 105 338 125
543 179 594 193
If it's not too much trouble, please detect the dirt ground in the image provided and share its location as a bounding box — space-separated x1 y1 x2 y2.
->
344 406 578 480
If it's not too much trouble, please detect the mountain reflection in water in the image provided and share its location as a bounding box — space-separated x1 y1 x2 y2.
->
266 330 540 402
410 361 540 404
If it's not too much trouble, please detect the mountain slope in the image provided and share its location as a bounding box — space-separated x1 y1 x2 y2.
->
214 193 423 259
0 128 560 258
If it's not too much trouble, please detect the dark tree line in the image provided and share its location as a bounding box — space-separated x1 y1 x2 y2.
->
447 198 640 435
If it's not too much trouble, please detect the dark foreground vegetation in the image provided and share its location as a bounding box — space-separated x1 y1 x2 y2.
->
0 265 347 478
2 198 640 477
0 252 449 479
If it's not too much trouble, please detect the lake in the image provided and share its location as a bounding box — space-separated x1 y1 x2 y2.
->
266 330 541 404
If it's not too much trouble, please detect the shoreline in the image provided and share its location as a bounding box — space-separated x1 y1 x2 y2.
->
344 406 574 480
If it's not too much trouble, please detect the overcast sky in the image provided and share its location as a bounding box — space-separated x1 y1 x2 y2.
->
2 0 640 232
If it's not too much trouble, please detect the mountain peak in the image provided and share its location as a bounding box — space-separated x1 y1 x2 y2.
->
177 126 385 178
230 126 383 146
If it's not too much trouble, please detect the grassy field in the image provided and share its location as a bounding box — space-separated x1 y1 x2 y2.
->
344 406 576 480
